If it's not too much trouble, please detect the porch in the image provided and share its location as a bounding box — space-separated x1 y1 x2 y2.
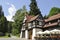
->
35 29 60 40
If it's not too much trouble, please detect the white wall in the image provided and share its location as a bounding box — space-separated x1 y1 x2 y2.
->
25 30 28 39
32 28 43 40
32 28 36 40
20 31 22 38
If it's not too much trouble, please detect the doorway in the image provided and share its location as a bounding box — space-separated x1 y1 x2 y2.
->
28 29 32 39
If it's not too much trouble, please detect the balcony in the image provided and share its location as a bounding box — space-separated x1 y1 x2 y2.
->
44 22 58 28
36 25 42 28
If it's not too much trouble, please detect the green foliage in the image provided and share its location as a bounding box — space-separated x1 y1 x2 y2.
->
48 7 60 17
44 15 48 19
0 6 4 17
0 6 2 13
0 6 8 33
0 16 7 33
12 6 27 35
29 0 41 15
12 22 19 35
8 21 13 33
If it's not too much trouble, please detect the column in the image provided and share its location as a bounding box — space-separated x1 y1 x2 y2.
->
20 31 22 38
32 28 36 40
25 30 28 39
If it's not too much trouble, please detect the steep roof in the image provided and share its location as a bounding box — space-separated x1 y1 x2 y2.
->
45 13 60 22
43 22 58 28
44 13 60 28
25 15 34 22
25 14 39 22
27 15 39 22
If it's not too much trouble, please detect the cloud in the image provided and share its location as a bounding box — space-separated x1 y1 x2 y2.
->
6 3 16 21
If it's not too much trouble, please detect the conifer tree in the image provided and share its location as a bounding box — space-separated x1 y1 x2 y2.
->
0 6 4 17
29 0 41 16
0 5 7 33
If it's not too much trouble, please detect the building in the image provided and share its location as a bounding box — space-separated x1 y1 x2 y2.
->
20 13 60 40
44 13 60 31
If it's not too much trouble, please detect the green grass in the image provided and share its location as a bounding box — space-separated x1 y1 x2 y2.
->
12 33 20 38
0 36 9 38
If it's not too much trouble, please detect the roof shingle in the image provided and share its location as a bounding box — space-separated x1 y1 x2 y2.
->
45 13 60 22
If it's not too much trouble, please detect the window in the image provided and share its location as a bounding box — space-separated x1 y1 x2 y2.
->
22 31 25 38
58 19 60 22
31 22 33 26
36 21 39 25
23 23 25 26
28 23 31 27
22 26 25 30
39 22 42 25
28 22 33 26
33 22 35 24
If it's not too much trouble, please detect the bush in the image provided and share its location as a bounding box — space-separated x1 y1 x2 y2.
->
0 32 5 36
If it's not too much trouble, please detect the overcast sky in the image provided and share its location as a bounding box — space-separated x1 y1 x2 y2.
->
0 0 60 21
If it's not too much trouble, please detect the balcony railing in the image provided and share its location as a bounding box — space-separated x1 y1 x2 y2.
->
44 22 58 28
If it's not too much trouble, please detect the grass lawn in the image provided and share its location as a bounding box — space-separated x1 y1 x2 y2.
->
0 36 9 38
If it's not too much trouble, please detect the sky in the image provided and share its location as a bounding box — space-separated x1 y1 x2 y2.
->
0 0 60 21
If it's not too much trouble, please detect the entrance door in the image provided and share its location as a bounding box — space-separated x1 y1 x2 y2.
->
28 29 32 39
22 31 25 38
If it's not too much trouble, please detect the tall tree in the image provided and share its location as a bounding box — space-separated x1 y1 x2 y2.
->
8 21 12 33
29 0 41 15
0 16 7 33
0 6 8 33
0 6 4 17
48 7 60 17
44 15 48 19
12 6 28 35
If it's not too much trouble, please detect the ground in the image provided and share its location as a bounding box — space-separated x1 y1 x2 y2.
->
0 38 20 40
0 36 20 40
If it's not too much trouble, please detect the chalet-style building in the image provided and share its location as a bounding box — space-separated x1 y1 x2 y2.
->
20 13 60 40
43 13 60 31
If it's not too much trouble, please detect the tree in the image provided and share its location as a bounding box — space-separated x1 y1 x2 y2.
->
44 15 48 19
12 6 27 35
0 5 8 34
0 6 4 17
12 22 18 35
48 7 60 17
0 16 7 33
29 0 41 15
8 21 12 34
5 21 14 37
